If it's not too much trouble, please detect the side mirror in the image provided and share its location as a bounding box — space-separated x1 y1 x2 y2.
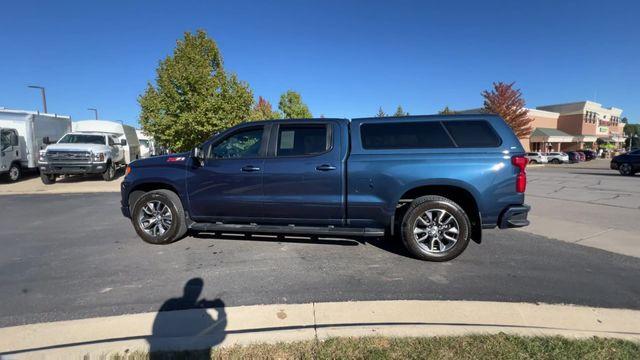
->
120 139 127 146
43 136 50 145
192 147 205 165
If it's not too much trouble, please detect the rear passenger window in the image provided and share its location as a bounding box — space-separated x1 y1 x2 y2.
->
360 122 454 149
277 125 329 156
443 121 501 147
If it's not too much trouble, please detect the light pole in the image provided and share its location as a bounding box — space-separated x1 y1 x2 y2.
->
28 85 47 113
87 108 98 120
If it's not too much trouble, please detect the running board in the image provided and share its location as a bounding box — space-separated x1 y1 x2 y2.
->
189 222 385 237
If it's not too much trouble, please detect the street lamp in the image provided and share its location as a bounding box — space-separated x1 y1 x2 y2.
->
87 108 98 120
27 85 47 113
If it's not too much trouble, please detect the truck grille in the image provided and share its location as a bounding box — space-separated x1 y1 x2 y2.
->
46 151 92 164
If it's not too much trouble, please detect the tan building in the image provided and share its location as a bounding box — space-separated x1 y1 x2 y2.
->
536 101 625 151
458 101 626 152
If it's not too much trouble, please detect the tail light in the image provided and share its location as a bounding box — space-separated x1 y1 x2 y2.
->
511 156 527 193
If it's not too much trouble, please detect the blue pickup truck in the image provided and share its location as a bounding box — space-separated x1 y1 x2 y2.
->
121 115 530 261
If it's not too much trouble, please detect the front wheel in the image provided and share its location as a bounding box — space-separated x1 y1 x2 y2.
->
619 163 634 176
401 195 471 261
551 159 560 164
102 162 115 181
40 173 56 185
131 190 187 244
8 163 21 182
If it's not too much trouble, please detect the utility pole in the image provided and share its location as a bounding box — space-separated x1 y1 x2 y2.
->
87 108 98 120
28 85 47 113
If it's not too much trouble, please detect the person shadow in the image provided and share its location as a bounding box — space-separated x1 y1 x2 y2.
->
149 278 227 359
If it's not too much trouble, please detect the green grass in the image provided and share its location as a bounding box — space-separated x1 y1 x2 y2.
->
113 334 640 360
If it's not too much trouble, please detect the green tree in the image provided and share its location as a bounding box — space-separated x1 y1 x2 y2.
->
249 96 281 120
393 105 407 116
138 30 253 152
278 90 312 118
438 106 457 115
376 107 387 117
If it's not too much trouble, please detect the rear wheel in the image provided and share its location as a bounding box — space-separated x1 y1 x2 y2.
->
40 173 56 185
619 163 634 176
8 163 21 182
401 195 471 261
132 190 187 244
529 159 538 164
551 158 560 164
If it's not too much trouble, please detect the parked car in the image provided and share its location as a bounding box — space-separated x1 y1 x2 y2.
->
120 115 530 262
610 149 640 176
582 150 597 161
0 108 71 181
545 152 569 164
567 151 581 163
525 152 548 164
575 152 586 162
39 132 127 184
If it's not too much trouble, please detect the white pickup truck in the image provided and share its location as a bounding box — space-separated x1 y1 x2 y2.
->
39 132 126 184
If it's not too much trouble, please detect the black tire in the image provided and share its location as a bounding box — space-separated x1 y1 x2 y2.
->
619 163 634 176
8 163 21 182
401 195 471 261
529 159 538 164
551 159 560 164
131 189 187 244
40 173 56 185
102 161 115 181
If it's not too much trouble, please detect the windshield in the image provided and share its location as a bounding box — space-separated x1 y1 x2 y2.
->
139 139 150 147
58 134 106 145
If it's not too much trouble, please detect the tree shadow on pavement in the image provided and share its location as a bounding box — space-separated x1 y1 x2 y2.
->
149 278 227 359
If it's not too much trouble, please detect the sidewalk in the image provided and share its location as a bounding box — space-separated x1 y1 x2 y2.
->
0 174 122 196
1 300 639 359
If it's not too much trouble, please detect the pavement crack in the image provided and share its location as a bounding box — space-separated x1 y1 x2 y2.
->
574 229 614 243
312 302 318 345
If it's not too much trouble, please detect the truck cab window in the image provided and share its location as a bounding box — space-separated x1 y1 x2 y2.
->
209 127 263 159
108 137 115 146
277 125 328 156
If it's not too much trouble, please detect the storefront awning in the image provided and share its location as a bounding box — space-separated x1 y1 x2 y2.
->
530 128 574 143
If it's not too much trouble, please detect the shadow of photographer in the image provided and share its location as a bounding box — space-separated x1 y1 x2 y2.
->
149 278 226 359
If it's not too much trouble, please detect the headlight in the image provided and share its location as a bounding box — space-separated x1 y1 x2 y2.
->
39 150 46 163
92 152 105 162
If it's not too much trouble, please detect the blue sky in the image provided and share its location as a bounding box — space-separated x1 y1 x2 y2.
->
1 0 638 126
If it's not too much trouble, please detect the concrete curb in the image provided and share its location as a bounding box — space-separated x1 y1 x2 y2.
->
1 300 639 359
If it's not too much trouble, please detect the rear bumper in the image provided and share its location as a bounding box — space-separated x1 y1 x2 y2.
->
498 204 530 229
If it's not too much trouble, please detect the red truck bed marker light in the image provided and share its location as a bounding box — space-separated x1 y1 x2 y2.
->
511 156 527 193
166 156 186 163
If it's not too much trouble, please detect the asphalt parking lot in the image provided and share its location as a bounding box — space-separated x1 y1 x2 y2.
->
0 160 638 328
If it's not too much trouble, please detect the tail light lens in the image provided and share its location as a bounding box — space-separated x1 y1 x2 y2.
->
511 156 527 193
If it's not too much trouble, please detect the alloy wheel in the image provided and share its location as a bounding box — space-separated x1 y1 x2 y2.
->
412 209 460 254
620 164 632 175
138 200 173 237
9 167 20 181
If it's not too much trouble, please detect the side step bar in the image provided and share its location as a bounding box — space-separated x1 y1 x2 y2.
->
189 222 385 237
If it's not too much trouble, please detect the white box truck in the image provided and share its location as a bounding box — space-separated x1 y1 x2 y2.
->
0 108 71 181
39 120 141 184
135 129 156 158
72 120 141 164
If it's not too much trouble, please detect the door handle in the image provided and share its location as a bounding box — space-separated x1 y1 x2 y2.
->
316 164 336 171
241 165 261 172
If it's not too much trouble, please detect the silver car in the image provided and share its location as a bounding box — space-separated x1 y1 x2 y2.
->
525 152 548 164
545 152 569 164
